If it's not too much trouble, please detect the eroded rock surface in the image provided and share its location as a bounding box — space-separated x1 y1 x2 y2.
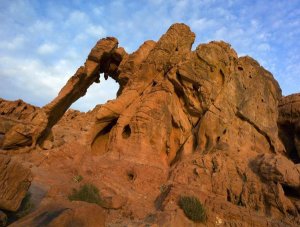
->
0 23 299 226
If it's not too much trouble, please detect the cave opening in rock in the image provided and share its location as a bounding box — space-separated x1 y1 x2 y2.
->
282 184 300 200
122 124 131 139
71 74 120 112
279 124 300 164
126 169 136 182
91 118 118 155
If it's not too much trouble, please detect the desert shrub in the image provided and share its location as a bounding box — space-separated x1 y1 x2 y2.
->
178 196 207 222
68 183 103 206
73 175 83 183
16 192 34 218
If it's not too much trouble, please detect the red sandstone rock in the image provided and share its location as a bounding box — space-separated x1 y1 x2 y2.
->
0 23 299 226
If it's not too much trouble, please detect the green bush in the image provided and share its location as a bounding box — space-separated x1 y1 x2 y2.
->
68 183 103 206
178 196 207 222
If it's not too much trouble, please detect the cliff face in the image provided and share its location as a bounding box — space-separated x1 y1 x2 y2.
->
0 23 299 226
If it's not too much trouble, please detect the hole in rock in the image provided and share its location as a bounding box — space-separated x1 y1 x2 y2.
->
91 119 117 155
226 189 232 202
238 66 243 71
122 124 131 139
127 170 136 181
279 124 300 164
152 80 157 87
71 74 119 112
282 184 300 200
193 83 200 91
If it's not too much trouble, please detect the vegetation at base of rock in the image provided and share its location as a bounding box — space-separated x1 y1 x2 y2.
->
68 183 103 206
73 175 83 183
178 196 207 222
16 192 34 218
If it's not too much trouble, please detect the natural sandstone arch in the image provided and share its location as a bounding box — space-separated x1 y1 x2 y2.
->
2 37 127 149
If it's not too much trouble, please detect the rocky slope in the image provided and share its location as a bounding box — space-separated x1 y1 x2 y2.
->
0 23 299 226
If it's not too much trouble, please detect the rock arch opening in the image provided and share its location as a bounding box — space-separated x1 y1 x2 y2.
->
2 37 126 149
71 74 120 112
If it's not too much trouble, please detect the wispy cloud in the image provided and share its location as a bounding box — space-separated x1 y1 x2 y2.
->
0 36 25 50
37 43 58 55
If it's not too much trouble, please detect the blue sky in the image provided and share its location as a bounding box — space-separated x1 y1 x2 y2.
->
0 0 299 111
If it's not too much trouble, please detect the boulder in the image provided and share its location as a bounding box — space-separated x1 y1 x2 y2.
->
0 154 32 212
257 153 300 188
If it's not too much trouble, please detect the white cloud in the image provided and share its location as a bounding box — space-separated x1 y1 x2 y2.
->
29 20 54 34
257 43 271 52
190 18 216 31
65 10 89 26
37 43 58 55
0 36 25 50
86 25 106 38
0 56 73 103
92 6 103 16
